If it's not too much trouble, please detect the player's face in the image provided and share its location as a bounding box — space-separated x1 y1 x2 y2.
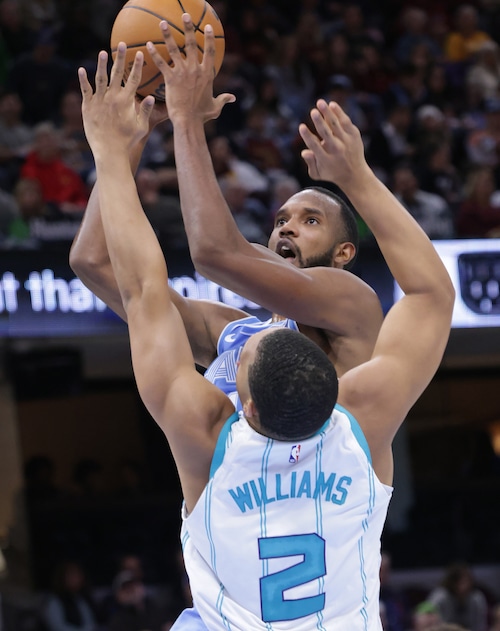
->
268 190 342 269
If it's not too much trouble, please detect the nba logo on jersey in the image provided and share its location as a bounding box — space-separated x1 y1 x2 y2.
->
289 444 301 463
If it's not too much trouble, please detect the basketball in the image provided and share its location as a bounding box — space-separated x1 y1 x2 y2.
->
110 0 225 101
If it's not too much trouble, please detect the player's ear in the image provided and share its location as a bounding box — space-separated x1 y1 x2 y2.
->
333 241 356 268
243 399 258 420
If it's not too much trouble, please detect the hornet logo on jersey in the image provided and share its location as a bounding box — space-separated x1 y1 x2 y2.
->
289 444 301 464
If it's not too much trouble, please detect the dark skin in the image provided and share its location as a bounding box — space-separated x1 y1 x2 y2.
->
78 38 454 514
70 22 383 379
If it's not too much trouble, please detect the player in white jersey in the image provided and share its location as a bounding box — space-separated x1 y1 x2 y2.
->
77 31 454 631
182 403 392 630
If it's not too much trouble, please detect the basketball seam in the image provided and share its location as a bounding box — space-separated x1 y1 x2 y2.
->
176 0 207 29
114 6 184 39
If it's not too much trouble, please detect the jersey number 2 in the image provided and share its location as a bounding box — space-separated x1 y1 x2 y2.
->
258 533 326 623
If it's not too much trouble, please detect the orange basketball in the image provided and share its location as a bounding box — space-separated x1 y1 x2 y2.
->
110 0 225 101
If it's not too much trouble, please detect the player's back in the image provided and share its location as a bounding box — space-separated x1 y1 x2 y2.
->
181 406 392 630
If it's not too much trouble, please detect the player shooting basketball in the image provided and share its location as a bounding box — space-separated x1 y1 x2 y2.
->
77 25 453 630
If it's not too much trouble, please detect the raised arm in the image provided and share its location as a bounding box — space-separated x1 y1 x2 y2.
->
69 86 248 368
78 46 234 511
300 101 455 482
146 17 382 338
69 100 167 319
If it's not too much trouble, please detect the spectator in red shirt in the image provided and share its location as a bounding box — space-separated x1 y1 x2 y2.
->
21 121 89 215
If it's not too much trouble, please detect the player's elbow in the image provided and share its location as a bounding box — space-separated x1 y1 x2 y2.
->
429 274 455 329
69 239 109 282
441 274 456 316
190 246 227 278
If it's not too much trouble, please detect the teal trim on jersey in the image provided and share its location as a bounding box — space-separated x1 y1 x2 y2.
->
210 412 239 479
314 431 327 631
335 404 372 465
312 417 331 437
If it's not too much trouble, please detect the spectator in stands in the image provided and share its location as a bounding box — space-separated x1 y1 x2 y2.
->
333 2 384 54
264 33 316 122
424 63 457 114
349 41 392 115
319 32 351 90
393 7 442 65
417 140 463 212
42 560 97 631
6 27 73 125
456 165 500 237
427 562 488 631
6 177 58 246
106 569 172 631
208 135 269 197
383 62 429 113
466 40 500 103
235 102 289 175
219 178 270 244
323 73 368 133
379 551 410 631
444 5 493 64
0 0 36 58
366 104 414 183
414 104 449 160
412 600 443 631
56 89 94 181
465 98 500 171
135 167 188 256
391 163 455 239
0 90 33 191
269 174 301 219
18 0 60 33
235 75 298 173
20 122 88 215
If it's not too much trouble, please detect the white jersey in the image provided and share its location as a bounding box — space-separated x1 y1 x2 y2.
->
181 406 393 631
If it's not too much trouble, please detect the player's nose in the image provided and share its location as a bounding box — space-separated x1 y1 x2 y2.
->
279 220 298 236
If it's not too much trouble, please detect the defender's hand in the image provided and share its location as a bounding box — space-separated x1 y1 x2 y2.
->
78 44 155 156
299 100 371 191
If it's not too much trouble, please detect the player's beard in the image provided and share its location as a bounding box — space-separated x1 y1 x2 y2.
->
300 245 336 269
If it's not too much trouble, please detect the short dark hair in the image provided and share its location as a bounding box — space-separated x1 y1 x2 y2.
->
304 186 359 269
248 329 338 440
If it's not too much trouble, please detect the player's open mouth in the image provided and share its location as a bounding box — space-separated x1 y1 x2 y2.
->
277 240 297 259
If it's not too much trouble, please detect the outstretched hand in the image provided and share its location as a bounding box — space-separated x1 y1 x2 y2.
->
299 100 370 191
78 44 155 156
146 14 235 124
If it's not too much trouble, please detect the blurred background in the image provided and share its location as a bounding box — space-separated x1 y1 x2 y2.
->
0 0 499 630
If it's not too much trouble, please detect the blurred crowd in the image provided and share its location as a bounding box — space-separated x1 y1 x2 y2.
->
1 0 500 629
0 0 499 250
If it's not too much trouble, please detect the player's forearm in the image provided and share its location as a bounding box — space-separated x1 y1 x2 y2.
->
172 118 248 267
70 135 150 273
95 152 168 309
345 168 454 302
